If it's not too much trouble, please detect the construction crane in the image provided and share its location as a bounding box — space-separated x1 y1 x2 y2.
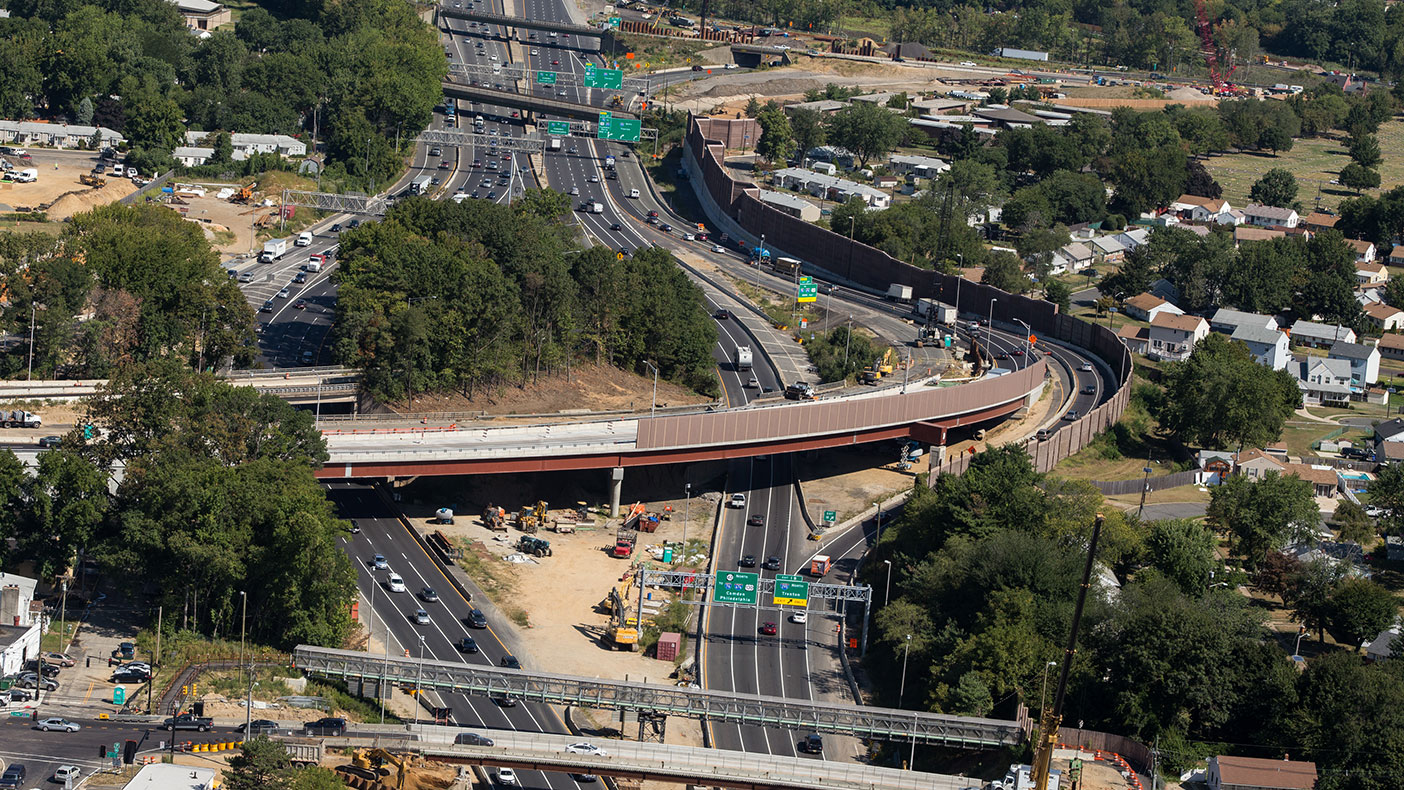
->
1032 514 1105 790
1193 0 1237 94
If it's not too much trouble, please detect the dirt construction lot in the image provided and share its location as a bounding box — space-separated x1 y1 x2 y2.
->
0 154 134 220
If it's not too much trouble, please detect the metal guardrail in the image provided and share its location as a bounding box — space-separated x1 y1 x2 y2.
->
224 366 353 379
316 401 721 426
292 645 1020 747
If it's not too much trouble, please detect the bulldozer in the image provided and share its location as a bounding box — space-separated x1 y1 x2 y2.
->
79 173 106 188
336 748 412 790
517 535 552 557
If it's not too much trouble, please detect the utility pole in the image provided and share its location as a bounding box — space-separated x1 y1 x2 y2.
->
27 302 36 381
149 606 161 714
683 482 691 551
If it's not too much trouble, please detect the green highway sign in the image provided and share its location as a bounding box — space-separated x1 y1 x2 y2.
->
597 113 642 142
547 121 571 136
822 510 837 523
536 70 557 86
608 16 621 28
714 571 758 605
584 64 624 90
774 574 809 606
797 275 817 303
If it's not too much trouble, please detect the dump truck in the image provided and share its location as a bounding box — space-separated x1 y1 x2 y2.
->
79 173 106 188
517 535 552 557
0 410 42 428
612 526 636 559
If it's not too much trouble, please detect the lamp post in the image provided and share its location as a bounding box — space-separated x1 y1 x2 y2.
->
27 302 36 381
883 559 892 605
843 316 853 373
413 635 426 727
1014 318 1032 358
846 215 857 280
986 298 997 361
955 254 963 316
898 634 912 707
644 360 659 417
683 482 691 552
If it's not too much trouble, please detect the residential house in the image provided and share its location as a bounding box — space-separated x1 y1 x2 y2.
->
1325 72 1365 93
1364 622 1400 661
167 0 230 29
1122 292 1184 323
182 132 305 158
1378 331 1404 361
1294 357 1354 406
1302 211 1339 233
1374 417 1404 444
1346 238 1378 263
1391 244 1404 266
910 97 970 115
1178 223 1213 238
1207 755 1316 790
1199 450 1234 483
1234 226 1286 246
1288 319 1355 348
758 190 821 222
0 572 41 677
1090 235 1127 264
770 167 891 209
1211 308 1278 335
1114 227 1151 251
1329 339 1381 385
887 154 950 179
1149 277 1181 305
1283 463 1340 497
1364 302 1404 331
0 120 125 149
1234 448 1286 480
1169 194 1239 224
786 99 848 114
1053 242 1094 273
1117 325 1149 355
1356 261 1388 285
1242 203 1300 228
971 105 1041 129
1148 313 1209 361
1231 324 1291 370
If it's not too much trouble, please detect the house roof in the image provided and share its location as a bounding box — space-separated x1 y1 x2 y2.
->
1235 226 1286 243
1151 312 1206 333
1174 193 1221 209
1124 292 1167 312
1363 623 1399 656
1117 227 1151 246
1091 236 1127 254
1212 755 1317 790
1283 462 1339 486
758 189 819 213
888 153 949 171
1231 324 1286 346
1303 211 1338 228
1365 302 1402 320
0 572 37 607
1235 448 1285 468
1117 325 1149 342
972 105 1041 125
1329 339 1379 360
1357 261 1386 274
1179 223 1212 237
1379 333 1404 351
1376 417 1404 439
1244 203 1299 221
1383 440 1404 459
1060 242 1093 260
1347 238 1376 254
1212 308 1276 329
788 99 848 113
1290 319 1354 341
1302 355 1354 379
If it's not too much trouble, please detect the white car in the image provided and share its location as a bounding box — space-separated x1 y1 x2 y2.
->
37 719 81 733
497 769 519 786
746 377 759 388
53 766 82 782
712 245 725 253
724 63 738 69
565 742 606 756
728 493 746 508
959 60 976 67
790 611 807 624
1079 362 1093 372
387 573 407 593
530 49 538 55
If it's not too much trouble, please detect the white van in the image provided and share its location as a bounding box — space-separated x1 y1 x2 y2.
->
112 164 124 177
12 169 38 183
628 188 640 199
296 231 314 247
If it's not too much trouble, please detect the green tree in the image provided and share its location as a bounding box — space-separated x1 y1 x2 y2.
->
981 251 1032 294
1330 499 1377 547
16 449 109 578
1287 652 1404 790
754 105 795 164
1348 132 1382 169
1043 279 1072 313
212 131 234 165
1371 461 1404 536
1160 333 1302 452
226 737 293 790
1339 162 1381 193
1145 518 1218 596
1288 559 1344 642
1208 473 1320 569
787 107 826 161
743 96 761 117
826 101 907 167
1326 577 1397 646
1249 168 1299 208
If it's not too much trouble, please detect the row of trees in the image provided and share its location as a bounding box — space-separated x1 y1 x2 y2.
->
0 203 255 379
330 192 720 402
0 0 443 185
0 361 355 650
869 445 1403 785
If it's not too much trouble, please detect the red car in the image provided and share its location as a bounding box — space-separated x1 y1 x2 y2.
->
759 622 778 636
294 299 307 309
439 161 451 169
552 59 560 66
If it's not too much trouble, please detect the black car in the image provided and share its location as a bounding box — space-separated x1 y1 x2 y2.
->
738 554 756 567
714 310 730 320
110 669 149 684
465 608 488 629
499 655 521 669
420 587 439 603
0 764 26 789
800 733 823 754
457 636 479 654
330 223 342 233
348 219 361 229
571 776 598 783
747 514 764 526
454 733 495 746
610 223 623 231
761 555 781 570
260 300 274 313
492 695 517 708
37 436 61 449
303 717 347 736
237 719 280 735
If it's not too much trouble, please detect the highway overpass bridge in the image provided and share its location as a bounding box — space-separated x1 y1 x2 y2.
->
438 6 603 38
318 364 1045 511
442 81 638 123
0 367 360 404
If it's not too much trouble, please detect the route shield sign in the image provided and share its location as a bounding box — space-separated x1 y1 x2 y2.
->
583 65 624 90
797 276 817 303
773 574 809 606
714 571 758 604
536 70 558 86
547 121 571 136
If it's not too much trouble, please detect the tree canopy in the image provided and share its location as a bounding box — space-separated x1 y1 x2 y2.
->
1160 333 1301 452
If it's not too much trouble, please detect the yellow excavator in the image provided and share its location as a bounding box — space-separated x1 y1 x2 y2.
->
338 748 411 790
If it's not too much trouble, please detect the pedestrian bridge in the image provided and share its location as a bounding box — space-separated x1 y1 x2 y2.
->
317 363 1045 481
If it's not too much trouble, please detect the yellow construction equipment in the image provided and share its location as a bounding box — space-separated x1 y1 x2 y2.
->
339 748 411 790
877 348 895 375
79 174 106 188
230 182 256 203
605 585 639 650
482 504 507 531
516 500 549 532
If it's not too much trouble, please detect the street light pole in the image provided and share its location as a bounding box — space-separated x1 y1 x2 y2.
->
683 482 691 552
413 635 426 727
27 302 36 381
843 316 853 373
1040 660 1057 715
644 360 659 417
1015 318 1032 358
898 634 912 706
240 591 252 734
986 298 997 363
883 559 892 605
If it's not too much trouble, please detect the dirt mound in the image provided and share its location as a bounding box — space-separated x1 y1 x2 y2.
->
385 363 714 415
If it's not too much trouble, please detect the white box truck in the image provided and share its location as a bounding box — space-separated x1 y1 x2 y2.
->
295 231 314 247
734 346 753 371
410 175 433 195
914 299 957 325
549 138 562 151
0 410 42 428
261 238 289 263
886 283 913 302
590 202 604 214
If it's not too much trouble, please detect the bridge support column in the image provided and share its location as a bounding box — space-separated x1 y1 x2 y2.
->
608 466 624 517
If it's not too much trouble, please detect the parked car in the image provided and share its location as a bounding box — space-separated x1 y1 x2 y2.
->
17 673 57 691
34 718 80 733
303 717 347 736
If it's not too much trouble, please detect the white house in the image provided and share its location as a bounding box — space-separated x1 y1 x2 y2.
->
770 167 891 209
1206 755 1316 790
1210 308 1277 336
1090 235 1127 264
758 189 821 222
1122 292 1184 323
1289 319 1355 349
1295 357 1354 406
887 153 950 179
0 572 41 677
1170 194 1240 224
1243 203 1300 228
1347 238 1377 264
1364 622 1400 661
1231 323 1291 370
1364 302 1404 331
1053 242 1094 272
1329 339 1381 386
1114 227 1151 251
0 120 125 149
1149 313 1208 361
1356 261 1388 285
183 131 306 158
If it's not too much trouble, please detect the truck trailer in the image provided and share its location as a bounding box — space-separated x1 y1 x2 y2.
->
734 346 753 371
261 238 289 263
887 283 913 302
410 175 433 195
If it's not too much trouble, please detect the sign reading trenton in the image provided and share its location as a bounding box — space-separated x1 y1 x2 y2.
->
535 70 557 86
773 574 809 606
547 121 571 136
714 571 758 604
797 276 818 303
583 64 623 90
597 112 642 142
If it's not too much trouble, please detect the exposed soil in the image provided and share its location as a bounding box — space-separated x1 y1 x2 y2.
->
383 364 715 416
0 155 132 219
